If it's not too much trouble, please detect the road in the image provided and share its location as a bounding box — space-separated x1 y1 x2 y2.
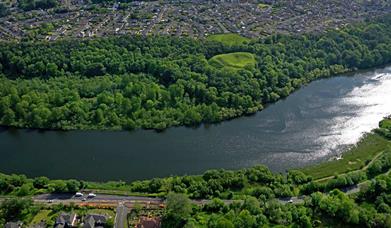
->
34 193 164 207
33 193 304 207
114 203 128 228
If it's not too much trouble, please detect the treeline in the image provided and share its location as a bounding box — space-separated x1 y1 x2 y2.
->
3 147 388 201
1 147 391 227
2 16 391 130
376 117 391 139
161 185 391 228
0 174 84 196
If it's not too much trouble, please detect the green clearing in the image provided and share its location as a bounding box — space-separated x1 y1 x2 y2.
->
209 52 256 69
88 209 115 218
30 210 54 225
206 33 250 46
300 133 391 180
258 3 271 9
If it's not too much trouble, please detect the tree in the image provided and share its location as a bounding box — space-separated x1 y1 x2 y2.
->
33 176 49 189
288 170 311 185
0 3 9 17
162 193 192 228
234 210 256 228
65 180 81 193
0 198 33 222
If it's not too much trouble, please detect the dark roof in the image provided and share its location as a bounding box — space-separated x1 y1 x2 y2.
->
55 213 76 227
82 216 95 228
83 214 107 228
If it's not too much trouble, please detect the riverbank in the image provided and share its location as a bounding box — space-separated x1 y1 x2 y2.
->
300 133 391 180
1 119 391 199
1 125 391 227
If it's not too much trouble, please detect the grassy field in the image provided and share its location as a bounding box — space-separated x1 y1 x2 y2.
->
30 210 54 226
258 3 271 9
209 52 256 69
206 33 250 46
300 133 391 180
88 208 115 218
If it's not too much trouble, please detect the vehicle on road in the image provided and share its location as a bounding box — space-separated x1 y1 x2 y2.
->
288 199 294 203
75 192 83 197
81 198 86 201
88 193 96 198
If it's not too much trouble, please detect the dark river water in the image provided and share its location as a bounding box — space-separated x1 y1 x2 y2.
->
1 67 391 181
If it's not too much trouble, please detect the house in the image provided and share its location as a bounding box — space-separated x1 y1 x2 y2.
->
135 217 161 228
5 221 23 228
82 214 107 228
54 213 77 228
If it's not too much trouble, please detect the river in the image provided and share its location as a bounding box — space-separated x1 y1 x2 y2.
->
1 66 391 181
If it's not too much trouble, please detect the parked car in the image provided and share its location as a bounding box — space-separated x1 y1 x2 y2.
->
75 192 83 197
88 193 96 198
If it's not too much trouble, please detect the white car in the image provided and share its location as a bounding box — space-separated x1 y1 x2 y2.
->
88 193 96 198
75 192 83 197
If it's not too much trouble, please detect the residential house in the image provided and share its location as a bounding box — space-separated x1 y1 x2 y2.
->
54 213 77 228
82 214 107 228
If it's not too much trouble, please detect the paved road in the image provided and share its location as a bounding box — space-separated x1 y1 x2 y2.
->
33 193 305 207
114 203 128 228
34 193 163 204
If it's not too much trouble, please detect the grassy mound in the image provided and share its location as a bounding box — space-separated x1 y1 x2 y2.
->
258 3 271 9
207 33 250 46
209 52 256 69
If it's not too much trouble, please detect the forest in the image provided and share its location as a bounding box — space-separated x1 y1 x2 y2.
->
1 16 391 130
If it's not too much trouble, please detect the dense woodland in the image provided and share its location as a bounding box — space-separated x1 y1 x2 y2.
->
1 16 391 130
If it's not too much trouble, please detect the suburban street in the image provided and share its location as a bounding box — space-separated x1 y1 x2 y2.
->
114 203 128 228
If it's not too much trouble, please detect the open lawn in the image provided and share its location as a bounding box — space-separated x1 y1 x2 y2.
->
88 208 115 218
258 3 271 9
30 210 54 226
209 52 256 69
206 33 250 46
300 133 391 180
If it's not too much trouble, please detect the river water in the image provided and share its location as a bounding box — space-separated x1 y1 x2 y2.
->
1 67 391 181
